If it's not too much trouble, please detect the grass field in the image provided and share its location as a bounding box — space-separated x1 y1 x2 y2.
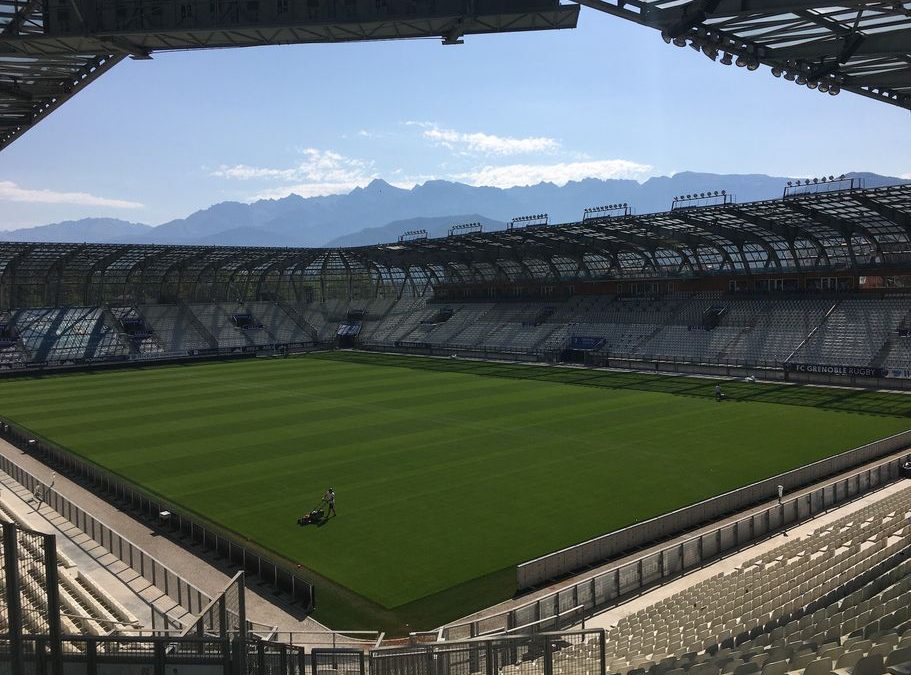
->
0 351 908 631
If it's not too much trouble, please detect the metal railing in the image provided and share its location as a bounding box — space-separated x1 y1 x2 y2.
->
0 428 314 610
362 342 546 363
1 522 62 675
0 635 307 675
439 450 911 641
373 629 607 675
516 429 911 589
0 452 212 624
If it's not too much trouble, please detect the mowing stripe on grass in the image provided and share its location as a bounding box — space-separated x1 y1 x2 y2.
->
0 352 906 629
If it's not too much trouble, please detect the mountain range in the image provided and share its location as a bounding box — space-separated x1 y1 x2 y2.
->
2 172 905 248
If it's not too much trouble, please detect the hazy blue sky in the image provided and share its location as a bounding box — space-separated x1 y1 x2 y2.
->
1 6 909 229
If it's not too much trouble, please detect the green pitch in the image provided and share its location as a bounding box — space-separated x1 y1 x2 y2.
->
0 351 908 632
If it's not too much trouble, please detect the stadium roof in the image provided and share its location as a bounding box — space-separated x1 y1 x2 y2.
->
3 2 910 155
0 183 909 306
576 0 911 111
0 0 578 151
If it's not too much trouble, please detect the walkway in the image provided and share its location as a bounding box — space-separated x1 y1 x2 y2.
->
0 439 334 642
578 479 911 630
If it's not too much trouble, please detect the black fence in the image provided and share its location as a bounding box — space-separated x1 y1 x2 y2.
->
0 631 608 675
0 451 213 628
372 630 607 675
1 522 63 675
0 635 308 675
0 421 315 611
181 572 248 641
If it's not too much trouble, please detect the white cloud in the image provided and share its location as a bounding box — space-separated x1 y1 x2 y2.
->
900 172 911 180
414 123 559 156
253 181 373 200
454 159 654 189
0 181 143 209
211 148 377 200
211 146 654 200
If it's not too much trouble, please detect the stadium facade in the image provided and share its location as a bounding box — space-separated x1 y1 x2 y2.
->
1 183 910 308
0 182 908 385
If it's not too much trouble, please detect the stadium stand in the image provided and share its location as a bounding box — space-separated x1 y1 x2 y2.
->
480 487 911 675
300 299 350 342
11 307 129 363
721 298 836 366
792 298 911 366
598 486 911 673
0 500 141 637
360 297 431 344
0 291 907 374
0 290 906 378
188 303 254 349
109 306 165 355
242 301 313 345
883 337 911 372
0 184 906 388
0 311 28 368
356 292 911 372
138 304 214 353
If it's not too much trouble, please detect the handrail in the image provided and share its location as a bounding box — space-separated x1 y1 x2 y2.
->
0 453 214 616
439 447 910 641
264 629 384 649
504 605 585 635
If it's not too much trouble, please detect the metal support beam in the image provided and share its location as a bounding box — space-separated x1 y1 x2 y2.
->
3 523 24 675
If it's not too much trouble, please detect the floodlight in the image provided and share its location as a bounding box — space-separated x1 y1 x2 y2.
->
720 53 733 65
771 67 782 77
735 55 747 67
673 37 687 47
746 61 759 71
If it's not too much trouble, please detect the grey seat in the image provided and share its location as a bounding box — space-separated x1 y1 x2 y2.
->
761 661 789 675
803 658 834 675
852 655 886 675
689 664 720 675
835 651 866 671
733 663 761 675
887 650 911 669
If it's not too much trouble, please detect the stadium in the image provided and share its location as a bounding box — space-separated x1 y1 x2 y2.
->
1 1 911 675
